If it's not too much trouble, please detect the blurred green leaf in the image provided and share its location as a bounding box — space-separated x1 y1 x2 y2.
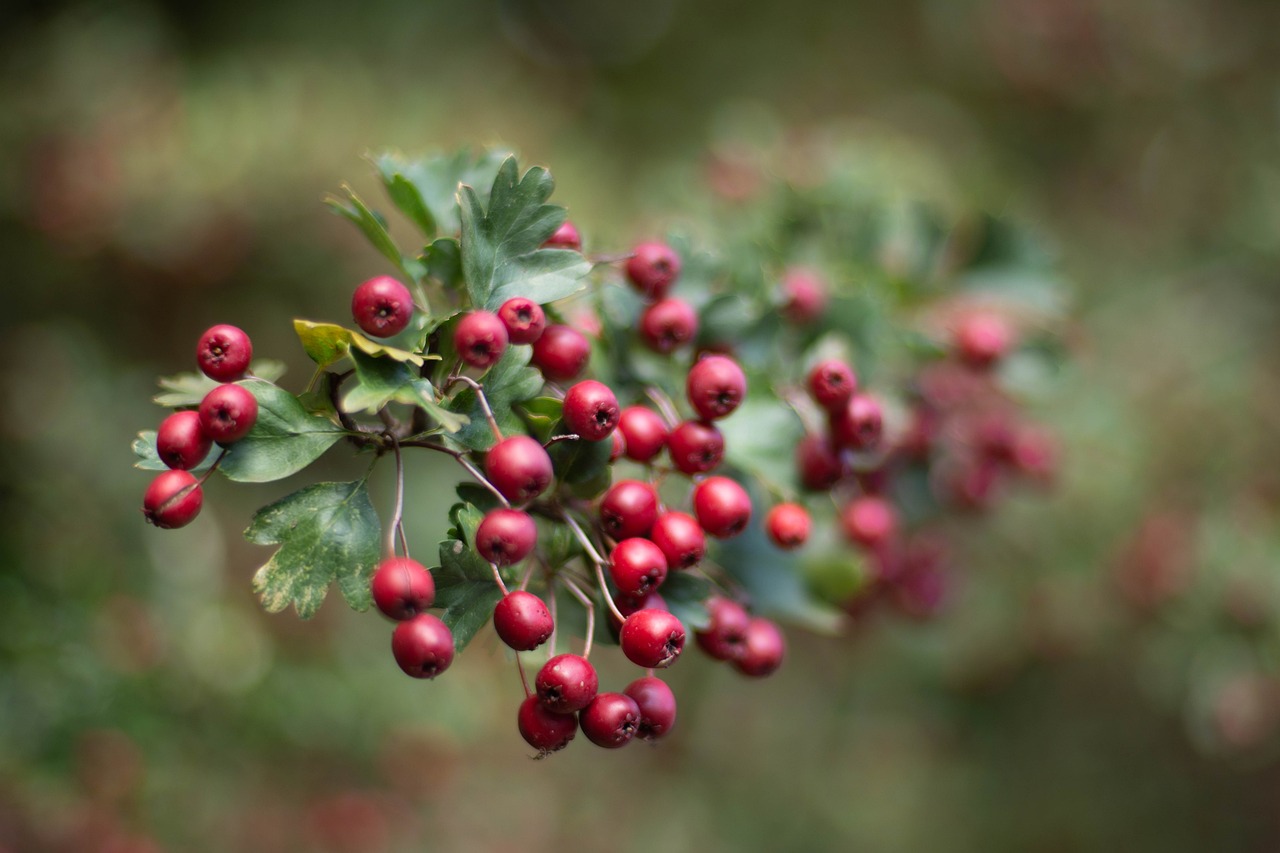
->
219 380 347 483
152 360 286 407
424 237 463 289
372 148 511 237
661 571 714 631
325 186 427 287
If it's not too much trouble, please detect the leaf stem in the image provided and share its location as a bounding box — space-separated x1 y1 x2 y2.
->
560 575 596 660
445 375 503 443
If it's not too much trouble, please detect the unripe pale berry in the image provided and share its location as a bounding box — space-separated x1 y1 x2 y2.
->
666 420 724 474
609 538 669 599
618 406 668 463
475 508 538 566
624 676 677 741
620 609 686 668
497 297 547 345
370 557 436 620
198 383 258 444
807 359 857 412
695 596 750 661
625 241 681 300
831 394 883 450
352 276 414 338
841 495 898 549
391 613 454 679
562 380 619 442
530 325 590 382
780 267 827 324
196 324 253 382
692 476 752 539
485 436 554 504
796 434 844 491
955 312 1012 369
766 503 811 550
536 653 598 714
493 590 554 651
156 410 212 470
733 617 785 677
518 695 578 755
639 298 698 354
142 470 203 529
649 511 706 570
599 479 660 539
543 220 582 251
454 310 509 369
580 692 641 749
686 355 747 421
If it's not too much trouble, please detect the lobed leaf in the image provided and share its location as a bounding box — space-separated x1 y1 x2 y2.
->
372 149 511 238
218 380 347 483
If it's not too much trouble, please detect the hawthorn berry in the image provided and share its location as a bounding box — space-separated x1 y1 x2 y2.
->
639 298 698 354
475 508 538 566
796 434 844 491
156 410 212 470
686 355 747 421
780 267 827 324
580 692 641 749
196 324 253 382
493 590 554 651
807 359 857 412
497 297 546 345
198 383 258 444
370 557 436 620
609 538 669 599
694 596 750 661
733 617 785 677
649 511 706 570
625 241 681 300
563 380 620 442
142 470 203 529
666 420 725 474
530 325 590 382
485 436 554 504
543 220 582 251
454 310 509 369
841 495 898 549
766 503 811 550
692 476 752 539
618 406 668 463
536 653 598 714
352 276 415 338
599 479 660 539
619 609 686 669
955 312 1012 369
518 695 578 755
624 676 677 741
391 613 455 679
831 394 883 450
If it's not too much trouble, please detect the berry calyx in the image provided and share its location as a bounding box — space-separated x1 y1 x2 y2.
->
196 324 253 382
955 312 1012 369
142 470 203 529
639 298 698 354
485 436 554 504
475 508 538 566
618 406 668 463
155 410 212 471
695 596 750 661
493 590 554 651
796 434 844 491
766 503 811 550
351 276 414 338
666 419 724 474
686 354 747 421
543 220 582 251
518 695 578 755
609 538 669 599
370 557 436 620
599 479 660 539
831 394 883 450
625 241 681 300
619 609 686 668
391 613 455 679
530 325 590 382
580 692 641 749
780 267 827 324
807 359 857 412
454 310 509 369
536 653 598 714
562 380 620 442
732 617 785 677
841 495 898 549
649 511 706 570
198 383 258 444
692 476 752 539
497 297 547 345
624 676 677 741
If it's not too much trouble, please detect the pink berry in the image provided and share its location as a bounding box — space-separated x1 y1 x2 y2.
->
352 276 415 338
692 476 752 539
841 495 898 549
155 410 212 470
780 267 827 324
485 436 554 504
536 653 598 714
196 324 253 382
198 383 258 444
391 613 454 679
518 695 578 755
732 617 785 677
955 312 1012 369
831 394 883 450
543 220 582 250
686 355 747 421
609 538 669 599
530 325 590 382
620 609 686 669
142 470 203 529
493 591 554 651
475 509 538 566
497 297 547 345
618 406 668 463
370 557 436 620
666 420 724 474
562 380 620 442
454 310 509 369
695 596 751 662
580 693 641 749
649 511 706 570
766 503 811 550
806 359 857 412
624 676 677 741
638 298 698 354
625 241 681 300
599 479 660 539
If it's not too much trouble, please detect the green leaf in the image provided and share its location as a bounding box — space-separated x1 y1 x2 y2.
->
341 349 467 433
433 503 503 651
661 572 714 631
376 162 436 236
372 149 511 238
131 430 221 472
152 360 286 408
720 398 805 495
293 319 427 368
444 345 544 450
515 396 564 443
424 237 462 289
245 479 381 619
549 434 613 487
455 482 502 513
219 380 347 483
325 186 403 271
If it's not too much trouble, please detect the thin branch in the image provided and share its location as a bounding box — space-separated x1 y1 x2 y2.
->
645 386 681 429
593 559 626 625
488 561 510 596
560 511 607 566
543 433 581 448
445 375 503 443
561 575 597 660
400 439 511 508
384 434 405 557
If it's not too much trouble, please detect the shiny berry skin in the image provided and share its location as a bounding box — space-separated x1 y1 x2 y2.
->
493 591 554 651
391 613 455 679
536 653 598 714
638 298 698 354
650 511 706 570
580 692 641 749
625 241 681 300
620 609 686 668
518 695 578 755
733 617 785 677
351 276 415 338
530 325 591 382
686 355 746 421
198 383 258 444
796 434 844 491
599 479 660 539
766 503 811 550
695 596 750 661
543 220 582 251
155 410 212 470
454 310 509 369
831 394 884 450
370 557 436 620
618 406 668 463
692 476 752 539
807 359 857 412
841 495 898 548
624 676 677 741
955 312 1012 369
562 380 619 442
666 420 724 474
142 470 203 529
475 509 538 566
780 267 827 324
609 538 669 599
484 436 554 504
196 324 253 382
497 297 547 345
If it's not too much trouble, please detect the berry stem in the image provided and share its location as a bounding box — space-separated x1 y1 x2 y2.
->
560 575 596 660
645 386 681 429
487 561 510 596
777 384 822 437
384 434 406 558
445 375 503 443
195 447 230 487
516 653 531 699
400 439 512 508
560 511 626 623
543 433 581 448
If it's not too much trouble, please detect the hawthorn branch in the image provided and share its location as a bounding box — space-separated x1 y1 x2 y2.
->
444 375 503 443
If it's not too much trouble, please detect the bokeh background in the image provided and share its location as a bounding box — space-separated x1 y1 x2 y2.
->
3 1 1280 850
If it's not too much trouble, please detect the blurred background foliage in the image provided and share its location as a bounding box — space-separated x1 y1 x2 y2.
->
2 0 1280 850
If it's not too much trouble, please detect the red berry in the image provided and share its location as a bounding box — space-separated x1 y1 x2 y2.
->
497 297 547 345
599 479 660 539
638 298 698 354
692 476 752 539
391 614 454 679
649 511 706 570
142 470 203 529
530 325 590 382
493 590 554 651
562 380 619 442
806 359 857 412
196 324 253 382
475 508 538 566
955 312 1012 369
841 495 898 549
733 617 785 677
666 420 724 474
155 410 212 470
580 692 641 749
625 241 681 300
796 434 844 490
536 653 598 714
610 429 626 462
1013 427 1057 483
780 267 827 324
695 596 750 661
370 557 436 620
518 694 578 755
198 383 258 444
619 609 686 668
615 588 668 621
352 276 415 338
766 503 811 550
624 676 677 741
831 394 883 450
609 538 669 599
618 406 668 463
454 310 509 369
485 436 554 504
686 355 746 421
543 220 582 251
